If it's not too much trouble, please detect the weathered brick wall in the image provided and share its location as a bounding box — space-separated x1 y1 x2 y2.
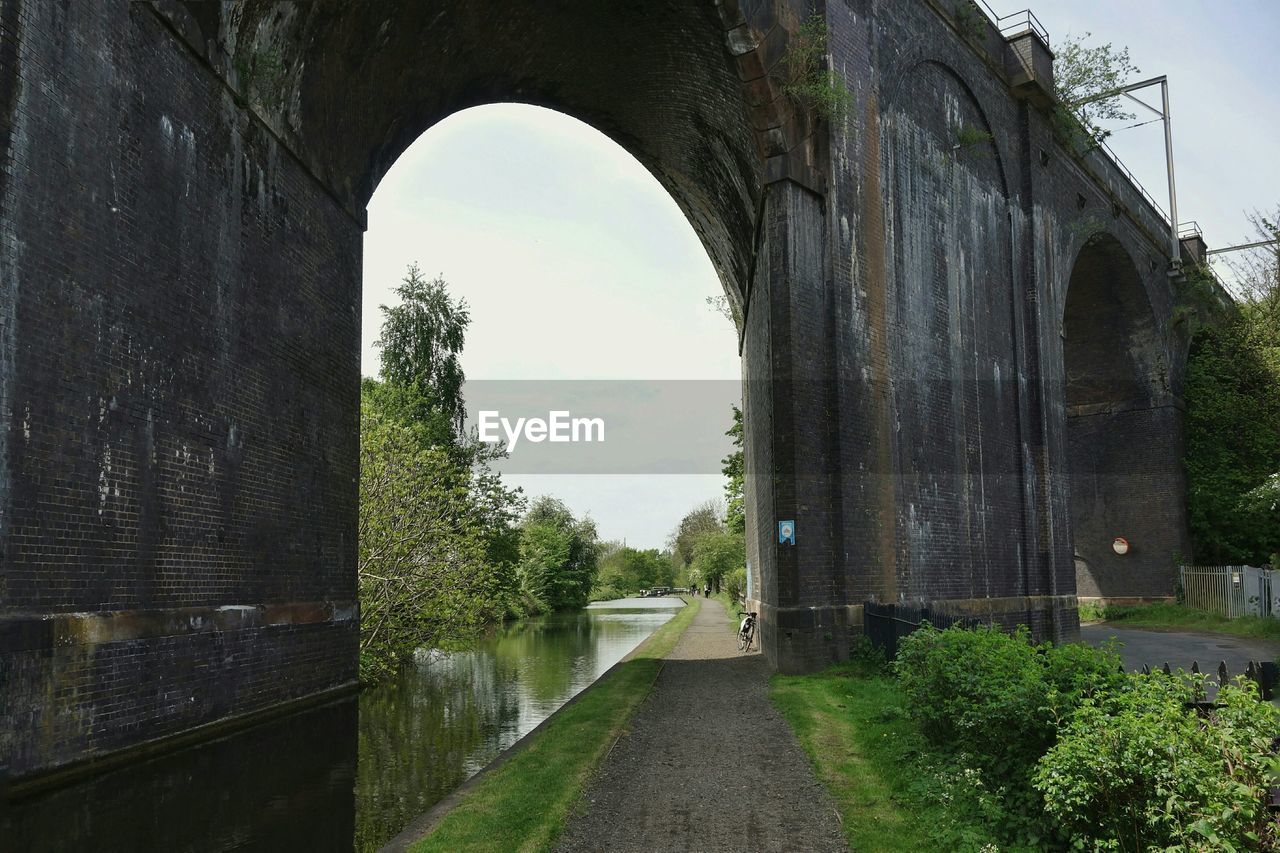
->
1 0 1196 773
1 1 360 779
752 0 1190 669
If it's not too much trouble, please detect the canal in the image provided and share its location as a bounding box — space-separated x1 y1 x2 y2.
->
3 599 681 852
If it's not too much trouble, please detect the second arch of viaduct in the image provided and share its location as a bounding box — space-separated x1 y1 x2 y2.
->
1 0 1212 781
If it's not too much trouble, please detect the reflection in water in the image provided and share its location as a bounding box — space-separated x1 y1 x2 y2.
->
355 608 673 850
3 605 674 852
2 699 359 853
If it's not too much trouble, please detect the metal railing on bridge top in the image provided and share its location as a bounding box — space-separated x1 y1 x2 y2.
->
971 1 1051 46
969 2 1185 250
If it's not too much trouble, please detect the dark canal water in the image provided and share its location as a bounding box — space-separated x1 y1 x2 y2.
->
3 601 679 852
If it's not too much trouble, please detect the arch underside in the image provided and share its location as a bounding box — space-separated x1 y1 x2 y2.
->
203 0 764 308
1062 234 1183 600
0 0 769 781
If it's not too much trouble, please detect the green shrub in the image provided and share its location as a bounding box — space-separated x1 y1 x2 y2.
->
723 566 747 602
894 624 1125 846
1041 639 1126 718
895 626 1049 778
848 636 890 677
1077 600 1107 623
1035 674 1280 851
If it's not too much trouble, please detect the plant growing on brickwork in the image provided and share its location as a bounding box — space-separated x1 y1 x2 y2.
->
233 45 287 114
1052 33 1141 149
950 123 994 159
783 16 854 125
952 1 988 43
1172 263 1227 331
1067 215 1106 242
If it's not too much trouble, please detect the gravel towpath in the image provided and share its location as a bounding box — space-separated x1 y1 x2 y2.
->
554 598 847 853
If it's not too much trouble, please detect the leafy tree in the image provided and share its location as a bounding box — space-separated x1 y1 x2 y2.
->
668 499 725 568
357 267 526 683
1219 208 1280 318
374 263 469 447
1185 309 1280 566
592 545 672 600
518 497 599 612
1184 211 1280 566
469 463 526 597
723 406 745 535
357 396 503 683
690 528 744 594
1052 33 1140 148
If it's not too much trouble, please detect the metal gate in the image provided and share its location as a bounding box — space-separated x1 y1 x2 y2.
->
1180 565 1272 618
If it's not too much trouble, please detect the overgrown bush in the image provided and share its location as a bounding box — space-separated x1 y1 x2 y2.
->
871 622 1280 849
1035 674 1280 851
894 624 1124 846
1185 313 1280 566
1041 639 1127 716
896 625 1121 781
723 566 747 602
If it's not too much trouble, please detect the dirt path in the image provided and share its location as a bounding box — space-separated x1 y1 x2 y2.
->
554 598 846 853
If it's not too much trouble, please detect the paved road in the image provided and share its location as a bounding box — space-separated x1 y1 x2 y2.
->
1081 623 1280 675
555 598 846 853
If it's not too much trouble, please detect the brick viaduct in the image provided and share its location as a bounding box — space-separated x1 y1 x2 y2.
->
1 0 1216 782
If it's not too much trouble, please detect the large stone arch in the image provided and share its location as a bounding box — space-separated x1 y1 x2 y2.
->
1060 232 1187 601
159 0 770 306
5 0 1211 787
2 0 836 781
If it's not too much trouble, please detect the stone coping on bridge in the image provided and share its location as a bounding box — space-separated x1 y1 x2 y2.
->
749 594 1079 630
3 684 359 799
0 601 359 652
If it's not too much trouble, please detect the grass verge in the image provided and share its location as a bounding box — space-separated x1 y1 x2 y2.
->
713 592 743 632
410 596 701 853
1085 601 1280 642
771 663 988 852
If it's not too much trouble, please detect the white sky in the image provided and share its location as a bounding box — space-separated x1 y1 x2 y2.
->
361 105 739 549
1030 1 1280 275
361 3 1279 549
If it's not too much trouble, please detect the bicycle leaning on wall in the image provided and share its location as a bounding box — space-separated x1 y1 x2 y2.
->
736 610 757 652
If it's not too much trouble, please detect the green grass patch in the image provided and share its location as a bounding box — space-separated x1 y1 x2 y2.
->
713 592 745 633
1089 601 1280 642
771 663 987 851
411 596 700 853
